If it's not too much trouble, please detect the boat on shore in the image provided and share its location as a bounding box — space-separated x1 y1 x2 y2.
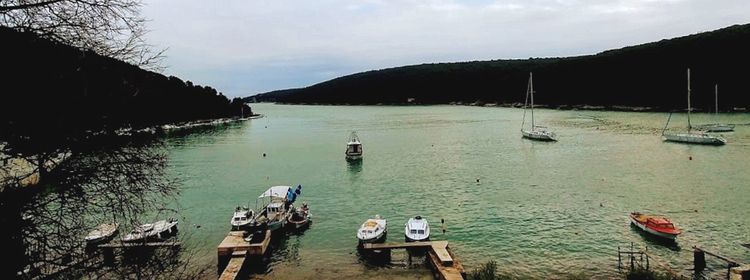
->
286 203 311 230
85 223 119 244
629 212 681 240
122 218 178 243
345 131 363 160
357 215 387 245
662 69 726 145
230 206 255 230
404 216 430 242
521 72 557 142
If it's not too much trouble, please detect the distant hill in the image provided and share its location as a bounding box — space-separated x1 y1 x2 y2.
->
0 26 251 142
251 24 750 111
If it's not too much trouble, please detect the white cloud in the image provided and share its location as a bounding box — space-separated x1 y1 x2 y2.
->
141 0 750 96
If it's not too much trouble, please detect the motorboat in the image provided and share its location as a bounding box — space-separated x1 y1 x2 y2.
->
249 186 292 232
629 212 681 240
357 215 387 244
345 131 363 160
521 72 558 142
85 223 119 244
404 216 430 242
286 203 311 230
662 69 726 145
230 206 255 230
121 218 178 242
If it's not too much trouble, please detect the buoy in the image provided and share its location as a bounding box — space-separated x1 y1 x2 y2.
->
263 153 266 157
689 156 692 160
600 203 603 207
476 178 480 183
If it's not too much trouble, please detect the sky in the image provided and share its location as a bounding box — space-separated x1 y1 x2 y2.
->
141 0 750 98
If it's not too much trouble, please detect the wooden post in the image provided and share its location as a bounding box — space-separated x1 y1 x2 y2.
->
617 246 621 270
694 248 706 273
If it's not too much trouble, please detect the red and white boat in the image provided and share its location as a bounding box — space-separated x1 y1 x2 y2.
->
629 212 681 240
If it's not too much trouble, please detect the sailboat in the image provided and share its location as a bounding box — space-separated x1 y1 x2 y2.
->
695 84 734 132
521 72 557 141
662 69 726 145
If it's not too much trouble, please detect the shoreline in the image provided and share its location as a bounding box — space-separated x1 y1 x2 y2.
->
252 102 749 113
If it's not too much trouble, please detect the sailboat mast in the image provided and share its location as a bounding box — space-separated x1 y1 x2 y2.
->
715 84 719 116
530 72 535 130
687 68 691 132
522 74 531 129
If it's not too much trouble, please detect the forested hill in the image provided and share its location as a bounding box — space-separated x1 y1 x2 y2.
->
0 27 250 138
251 23 750 111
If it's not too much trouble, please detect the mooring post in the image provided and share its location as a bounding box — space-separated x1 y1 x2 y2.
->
617 246 621 270
694 247 706 273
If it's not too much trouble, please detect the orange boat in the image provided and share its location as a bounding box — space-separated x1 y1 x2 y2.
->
629 212 681 240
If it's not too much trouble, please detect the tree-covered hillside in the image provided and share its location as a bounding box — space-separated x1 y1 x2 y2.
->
252 24 750 111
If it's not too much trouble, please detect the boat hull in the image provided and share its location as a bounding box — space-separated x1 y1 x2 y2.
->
663 133 726 145
699 124 735 132
358 231 387 244
629 216 678 240
522 129 557 141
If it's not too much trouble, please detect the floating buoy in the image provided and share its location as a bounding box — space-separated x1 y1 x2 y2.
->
263 153 266 157
476 178 480 183
600 203 603 207
689 156 692 160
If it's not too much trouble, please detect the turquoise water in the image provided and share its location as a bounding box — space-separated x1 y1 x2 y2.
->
166 104 750 279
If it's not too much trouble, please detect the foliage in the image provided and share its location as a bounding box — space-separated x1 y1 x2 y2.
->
254 23 750 111
0 0 164 70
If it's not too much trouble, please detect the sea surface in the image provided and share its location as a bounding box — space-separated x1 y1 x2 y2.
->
164 104 750 279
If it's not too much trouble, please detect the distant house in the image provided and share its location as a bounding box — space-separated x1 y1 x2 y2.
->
407 98 416 103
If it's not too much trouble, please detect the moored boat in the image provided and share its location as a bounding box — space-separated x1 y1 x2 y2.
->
85 223 119 244
629 212 681 240
662 69 726 145
357 215 387 244
345 131 363 160
404 216 430 242
122 218 178 242
520 72 558 142
286 203 311 230
249 186 292 232
230 206 255 230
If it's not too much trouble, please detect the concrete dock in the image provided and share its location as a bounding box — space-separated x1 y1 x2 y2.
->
361 241 466 280
217 230 271 280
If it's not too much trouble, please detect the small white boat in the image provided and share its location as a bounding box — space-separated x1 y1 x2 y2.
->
85 223 119 244
404 216 430 242
662 69 726 146
122 218 178 242
357 215 387 244
230 206 255 230
520 72 557 142
345 131 363 160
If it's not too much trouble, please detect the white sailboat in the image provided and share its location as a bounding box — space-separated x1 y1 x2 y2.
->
695 84 734 132
662 69 726 145
521 72 557 141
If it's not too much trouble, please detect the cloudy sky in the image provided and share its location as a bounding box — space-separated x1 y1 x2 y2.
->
142 0 750 97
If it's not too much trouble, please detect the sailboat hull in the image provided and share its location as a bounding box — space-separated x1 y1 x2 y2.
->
522 129 557 141
662 133 726 145
698 124 735 132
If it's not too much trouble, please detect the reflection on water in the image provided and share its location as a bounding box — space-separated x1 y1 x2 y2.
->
347 159 363 174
